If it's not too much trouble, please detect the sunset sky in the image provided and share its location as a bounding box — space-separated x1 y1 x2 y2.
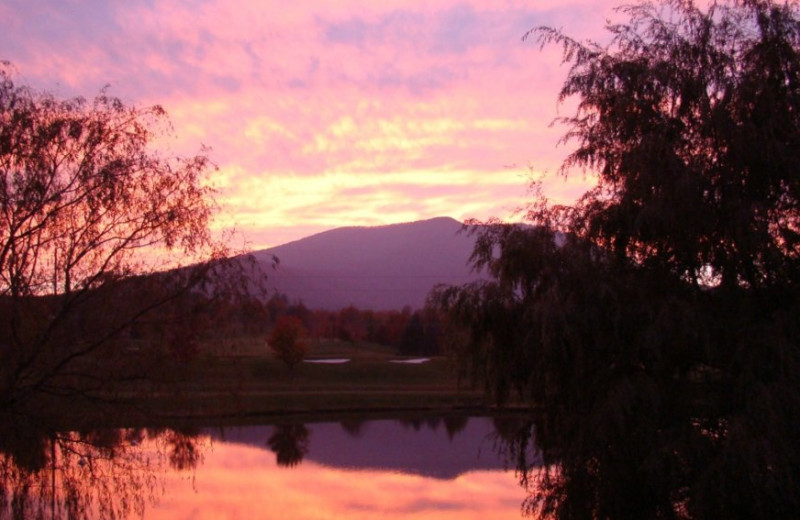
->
1 1 621 249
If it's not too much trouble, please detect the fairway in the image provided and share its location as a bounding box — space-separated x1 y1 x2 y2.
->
119 337 486 420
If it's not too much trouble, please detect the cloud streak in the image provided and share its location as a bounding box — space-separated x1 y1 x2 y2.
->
2 0 620 248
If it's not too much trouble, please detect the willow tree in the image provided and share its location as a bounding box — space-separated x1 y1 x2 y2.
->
435 1 800 517
0 64 239 413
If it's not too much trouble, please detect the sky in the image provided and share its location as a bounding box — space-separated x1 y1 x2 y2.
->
1 0 621 250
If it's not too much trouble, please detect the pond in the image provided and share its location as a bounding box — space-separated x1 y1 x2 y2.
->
0 413 535 519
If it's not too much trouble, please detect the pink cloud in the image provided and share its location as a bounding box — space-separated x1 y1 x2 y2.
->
1 0 621 249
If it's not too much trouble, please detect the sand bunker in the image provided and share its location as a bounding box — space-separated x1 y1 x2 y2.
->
304 358 351 364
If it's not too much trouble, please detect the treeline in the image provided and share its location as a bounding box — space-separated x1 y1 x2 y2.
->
189 293 447 356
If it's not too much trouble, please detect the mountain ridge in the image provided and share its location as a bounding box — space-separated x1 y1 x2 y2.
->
251 217 482 310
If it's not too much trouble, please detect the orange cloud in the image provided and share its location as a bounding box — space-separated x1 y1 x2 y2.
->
1 0 620 250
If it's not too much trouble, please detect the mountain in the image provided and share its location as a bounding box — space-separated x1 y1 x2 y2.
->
251 217 481 310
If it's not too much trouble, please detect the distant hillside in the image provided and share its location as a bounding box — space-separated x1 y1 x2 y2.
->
251 217 481 310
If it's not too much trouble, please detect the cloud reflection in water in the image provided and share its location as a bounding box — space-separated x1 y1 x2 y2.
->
149 442 523 520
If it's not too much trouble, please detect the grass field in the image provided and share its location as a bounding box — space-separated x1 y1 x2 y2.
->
123 337 486 420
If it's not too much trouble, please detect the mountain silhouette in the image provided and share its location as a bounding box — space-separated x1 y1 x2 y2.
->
252 217 481 310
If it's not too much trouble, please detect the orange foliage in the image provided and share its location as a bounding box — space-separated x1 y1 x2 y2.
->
267 315 308 369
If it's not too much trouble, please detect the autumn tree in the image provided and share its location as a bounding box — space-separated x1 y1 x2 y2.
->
267 315 308 373
435 1 800 517
0 64 243 412
336 305 366 343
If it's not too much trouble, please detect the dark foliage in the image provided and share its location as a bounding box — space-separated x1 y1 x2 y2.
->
434 1 800 517
267 424 310 467
0 65 256 413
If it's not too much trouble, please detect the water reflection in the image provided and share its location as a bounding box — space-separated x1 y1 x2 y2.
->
155 415 527 520
217 414 529 480
0 414 207 520
0 413 528 519
266 424 310 467
5 406 795 519
500 405 800 520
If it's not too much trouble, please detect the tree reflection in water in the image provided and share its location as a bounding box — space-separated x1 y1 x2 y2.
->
498 400 800 520
0 415 206 520
267 424 310 468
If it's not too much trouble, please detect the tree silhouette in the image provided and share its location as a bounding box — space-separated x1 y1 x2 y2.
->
435 1 800 517
0 64 250 412
529 0 800 291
